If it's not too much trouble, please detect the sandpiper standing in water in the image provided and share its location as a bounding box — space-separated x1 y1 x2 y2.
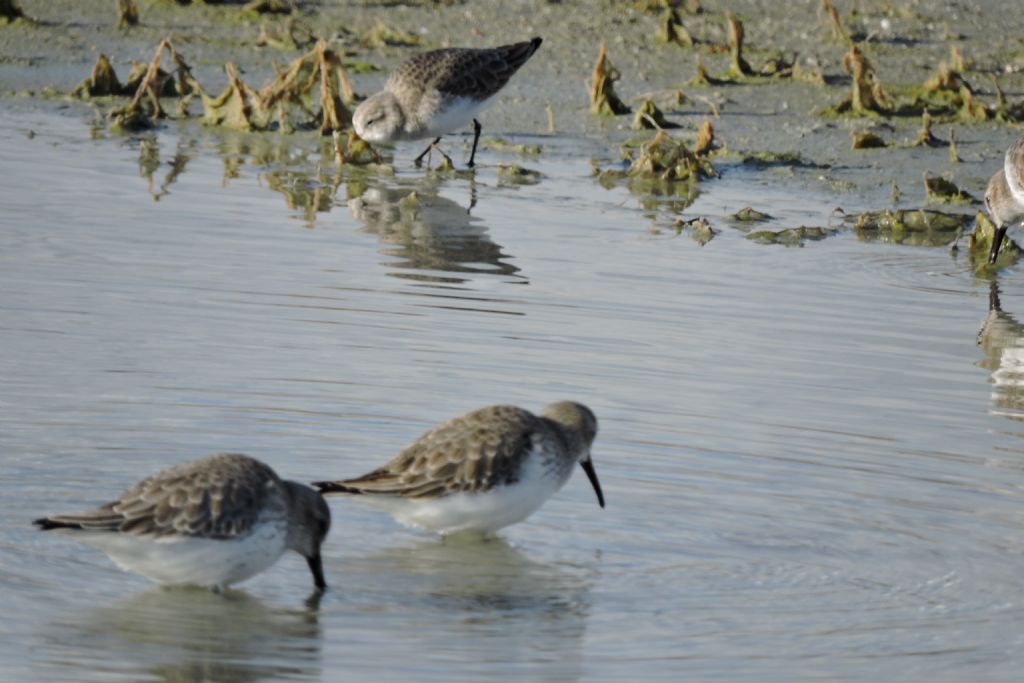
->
34 453 332 592
352 37 543 168
984 136 1024 264
313 401 604 536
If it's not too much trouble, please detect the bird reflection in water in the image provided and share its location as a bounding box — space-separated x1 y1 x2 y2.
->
332 536 592 679
977 280 1024 419
38 587 323 683
348 184 524 286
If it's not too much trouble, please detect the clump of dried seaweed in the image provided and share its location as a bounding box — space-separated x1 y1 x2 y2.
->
257 18 317 51
725 11 754 79
627 130 715 182
693 118 716 155
102 37 362 140
497 164 544 186
593 123 715 202
732 207 771 222
692 12 792 83
851 131 887 149
589 41 631 116
911 112 942 147
923 174 977 205
967 211 1021 267
747 226 836 246
73 54 130 98
825 42 1024 123
632 99 678 129
851 208 973 247
109 39 195 130
116 0 138 29
364 17 422 48
826 44 889 116
656 9 694 48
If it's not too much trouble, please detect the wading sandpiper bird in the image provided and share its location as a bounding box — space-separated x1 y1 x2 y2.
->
352 37 543 168
313 401 603 536
984 136 1024 264
34 453 331 592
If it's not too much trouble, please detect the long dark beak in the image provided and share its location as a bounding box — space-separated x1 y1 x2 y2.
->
307 552 327 591
989 225 1008 264
579 459 605 508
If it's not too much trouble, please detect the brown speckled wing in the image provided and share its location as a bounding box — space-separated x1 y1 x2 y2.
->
389 38 542 102
41 453 280 539
338 405 539 498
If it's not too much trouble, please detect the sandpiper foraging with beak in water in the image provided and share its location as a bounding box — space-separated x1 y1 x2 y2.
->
352 37 543 169
34 453 332 593
984 136 1024 264
313 401 604 536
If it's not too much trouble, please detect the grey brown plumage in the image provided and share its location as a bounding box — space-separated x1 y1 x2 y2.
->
315 405 546 498
34 453 332 590
387 37 543 105
35 453 282 538
313 401 603 535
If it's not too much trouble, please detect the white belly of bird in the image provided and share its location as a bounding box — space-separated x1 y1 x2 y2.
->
387 452 570 534
415 95 490 140
79 518 289 589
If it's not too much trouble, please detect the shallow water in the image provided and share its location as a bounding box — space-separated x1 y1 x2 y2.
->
2 105 1023 682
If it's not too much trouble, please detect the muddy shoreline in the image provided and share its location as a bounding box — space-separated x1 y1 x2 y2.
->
3 1 1024 213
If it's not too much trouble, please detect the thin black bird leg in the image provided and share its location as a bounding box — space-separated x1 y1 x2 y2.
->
414 137 443 167
467 119 483 168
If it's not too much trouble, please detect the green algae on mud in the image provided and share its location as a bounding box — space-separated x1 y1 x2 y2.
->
746 226 837 246
966 211 1022 270
851 208 972 248
731 206 772 222
923 174 978 205
496 164 543 186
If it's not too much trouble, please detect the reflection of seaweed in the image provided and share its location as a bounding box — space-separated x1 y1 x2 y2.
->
263 166 343 228
137 136 195 202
